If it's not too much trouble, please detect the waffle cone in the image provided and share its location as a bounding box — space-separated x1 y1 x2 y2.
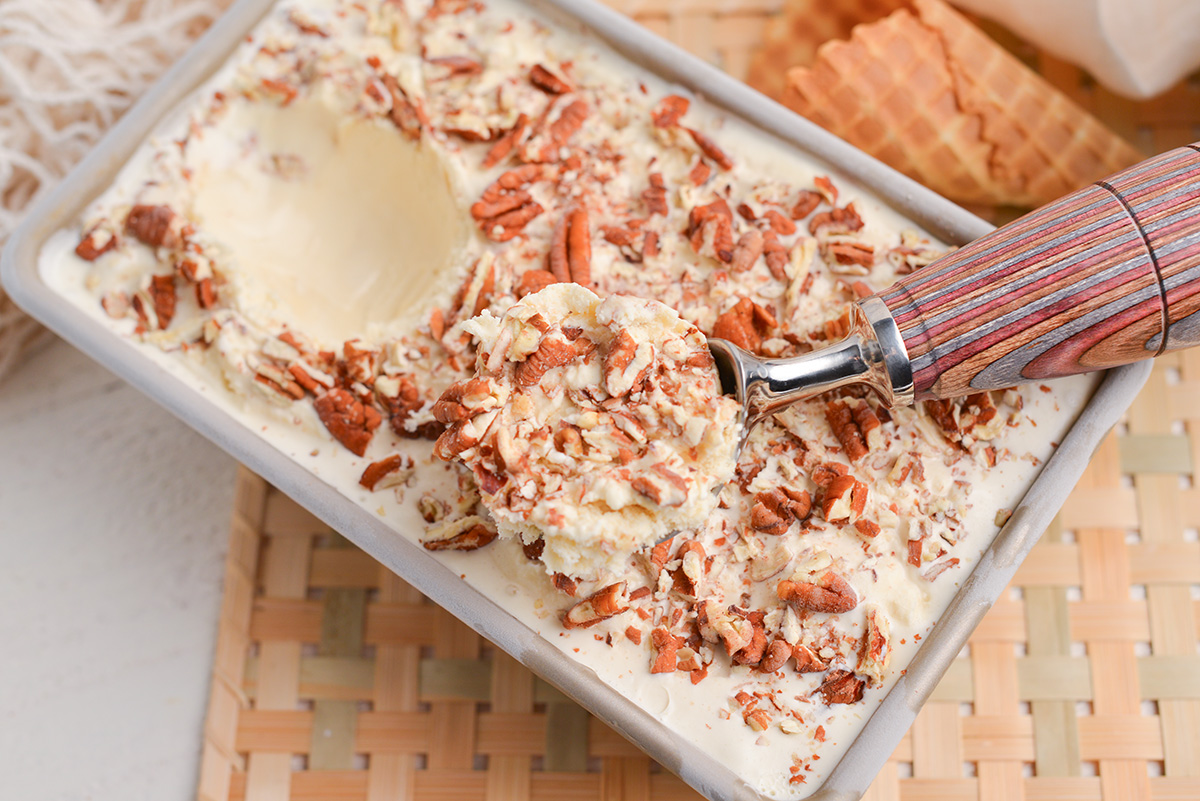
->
781 0 1143 208
746 0 907 102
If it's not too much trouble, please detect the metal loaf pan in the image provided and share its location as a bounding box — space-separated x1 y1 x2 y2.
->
1 1 1151 798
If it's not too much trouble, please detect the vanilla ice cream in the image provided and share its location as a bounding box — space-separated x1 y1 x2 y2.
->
39 0 1097 796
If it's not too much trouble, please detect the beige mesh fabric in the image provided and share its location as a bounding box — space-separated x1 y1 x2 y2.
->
782 0 1144 208
0 0 232 382
746 0 907 102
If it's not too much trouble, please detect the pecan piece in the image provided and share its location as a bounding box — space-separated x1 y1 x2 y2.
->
516 269 558 298
685 128 733 170
750 488 810 535
359 454 413 491
642 172 668 216
687 198 734 262
422 520 497 552
759 639 792 673
563 582 629 629
126 205 184 249
762 230 789 281
314 388 382 457
471 165 544 241
428 55 483 77
730 228 763 273
603 330 652 397
547 206 591 286
530 63 572 94
777 572 858 614
132 274 177 331
380 74 427 139
651 94 689 128
515 335 578 387
791 190 822 220
826 401 868 461
821 474 867 523
816 669 865 705
792 643 829 673
730 610 767 666
75 226 117 261
711 297 776 353
809 204 863 236
650 627 680 673
482 113 529 168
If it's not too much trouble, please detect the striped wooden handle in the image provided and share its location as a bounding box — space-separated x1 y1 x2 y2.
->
879 144 1200 401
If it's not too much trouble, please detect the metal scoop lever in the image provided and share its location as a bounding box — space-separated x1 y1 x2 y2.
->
710 142 1200 434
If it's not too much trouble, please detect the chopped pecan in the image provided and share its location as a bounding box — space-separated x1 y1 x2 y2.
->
195 278 217 309
75 226 117 261
777 571 858 614
359 454 413 490
689 160 712 186
603 330 651 397
826 401 868 461
825 241 875 272
547 206 591 286
515 335 578 387
650 627 680 673
791 190 822 220
730 228 763 273
854 519 881 538
685 128 733 170
529 63 572 94
625 626 643 646
763 209 796 236
132 274 177 331
651 94 689 128
857 605 891 686
563 582 629 629
422 520 497 551
744 708 772 732
471 164 544 241
126 205 184 249
378 373 441 440
711 297 776 353
813 175 838 205
482 113 529 168
428 55 483 77
516 269 558 298
759 639 792 673
380 74 427 139
314 388 382 457
750 488 810 535
816 669 865 705
670 540 706 598
532 97 588 160
762 230 789 281
792 643 829 673
809 204 863 236
687 198 734 262
810 461 848 489
821 474 867 523
552 573 578 597
642 173 668 216
730 611 767 666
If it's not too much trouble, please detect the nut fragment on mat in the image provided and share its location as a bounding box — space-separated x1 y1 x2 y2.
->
745 0 906 102
781 0 1143 208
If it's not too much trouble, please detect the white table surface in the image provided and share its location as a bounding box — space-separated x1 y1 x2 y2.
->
0 334 237 801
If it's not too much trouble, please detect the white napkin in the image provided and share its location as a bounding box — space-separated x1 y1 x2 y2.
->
951 0 1200 98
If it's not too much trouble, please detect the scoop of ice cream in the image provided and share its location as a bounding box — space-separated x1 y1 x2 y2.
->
432 283 742 578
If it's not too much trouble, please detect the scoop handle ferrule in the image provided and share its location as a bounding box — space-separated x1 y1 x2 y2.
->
877 144 1200 402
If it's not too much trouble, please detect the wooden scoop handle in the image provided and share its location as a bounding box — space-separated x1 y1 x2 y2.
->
878 144 1200 401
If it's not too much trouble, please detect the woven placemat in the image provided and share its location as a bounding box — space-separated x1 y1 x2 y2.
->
197 355 1200 801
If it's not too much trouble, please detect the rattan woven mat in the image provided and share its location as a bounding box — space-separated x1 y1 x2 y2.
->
195 3 1200 800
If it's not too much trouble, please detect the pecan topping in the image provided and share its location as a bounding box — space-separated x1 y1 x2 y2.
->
685 128 733 170
428 55 483 77
530 63 572 94
809 203 863 236
650 627 680 673
826 401 867 461
711 297 776 353
195 278 217 309
762 230 789 281
537 97 588 160
821 474 867 523
730 610 767 666
515 335 578 387
854 519 881 538
792 643 829 673
730 228 763 273
547 206 591 286
777 571 858 614
763 209 796 236
471 164 544 241
563 582 629 629
651 94 689 128
126 205 184 249
314 388 382 457
132 274 177 331
816 669 865 705
687 198 734 262
359 454 414 491
482 113 529 168
750 488 811 535
516 269 558 298
75 226 117 261
380 74 427 139
603 330 651 397
422 520 497 552
642 173 668 216
791 190 822 220
759 639 792 673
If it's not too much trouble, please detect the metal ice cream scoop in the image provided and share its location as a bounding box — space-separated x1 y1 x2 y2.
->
710 143 1200 430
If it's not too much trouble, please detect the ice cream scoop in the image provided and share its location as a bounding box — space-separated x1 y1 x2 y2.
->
711 143 1200 434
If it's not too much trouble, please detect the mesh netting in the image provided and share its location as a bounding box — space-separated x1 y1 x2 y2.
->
0 0 232 381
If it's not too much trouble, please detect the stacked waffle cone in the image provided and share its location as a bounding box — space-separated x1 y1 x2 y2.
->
766 0 1143 208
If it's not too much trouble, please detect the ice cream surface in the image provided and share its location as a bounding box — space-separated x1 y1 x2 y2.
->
40 0 1097 797
435 283 742 577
